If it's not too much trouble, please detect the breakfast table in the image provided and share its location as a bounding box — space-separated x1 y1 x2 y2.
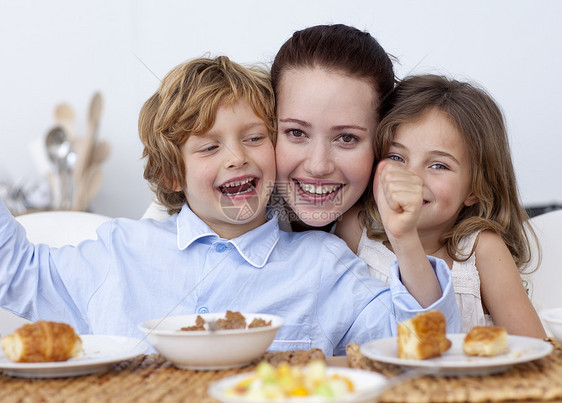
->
1 339 562 402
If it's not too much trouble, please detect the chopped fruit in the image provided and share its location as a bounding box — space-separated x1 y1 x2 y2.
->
225 360 354 399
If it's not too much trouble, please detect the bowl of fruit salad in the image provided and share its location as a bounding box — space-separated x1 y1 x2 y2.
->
208 360 388 402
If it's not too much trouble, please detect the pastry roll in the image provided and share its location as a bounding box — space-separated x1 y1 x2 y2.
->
463 326 508 356
0 320 82 363
398 310 452 360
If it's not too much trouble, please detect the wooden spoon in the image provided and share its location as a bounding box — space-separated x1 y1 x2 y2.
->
54 103 76 139
91 140 110 165
72 138 110 166
73 164 102 211
74 92 103 183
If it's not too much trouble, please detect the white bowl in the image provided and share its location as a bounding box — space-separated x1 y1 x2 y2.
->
541 307 562 343
138 313 283 370
208 367 388 403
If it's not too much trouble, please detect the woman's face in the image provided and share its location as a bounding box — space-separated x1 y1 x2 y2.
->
275 67 379 227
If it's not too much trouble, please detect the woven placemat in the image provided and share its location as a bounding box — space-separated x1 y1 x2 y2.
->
0 348 325 403
346 338 562 402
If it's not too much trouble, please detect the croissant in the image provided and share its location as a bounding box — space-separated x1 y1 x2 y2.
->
0 320 82 363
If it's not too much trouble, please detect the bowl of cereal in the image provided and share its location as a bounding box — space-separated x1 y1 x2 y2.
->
138 311 283 370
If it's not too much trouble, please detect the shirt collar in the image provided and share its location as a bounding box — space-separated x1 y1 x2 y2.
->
176 204 279 268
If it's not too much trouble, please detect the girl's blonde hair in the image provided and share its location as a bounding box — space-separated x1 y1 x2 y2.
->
362 74 537 271
138 56 276 215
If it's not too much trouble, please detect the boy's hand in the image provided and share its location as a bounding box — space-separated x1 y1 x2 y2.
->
373 161 423 240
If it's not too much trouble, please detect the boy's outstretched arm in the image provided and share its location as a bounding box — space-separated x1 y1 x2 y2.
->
374 161 442 307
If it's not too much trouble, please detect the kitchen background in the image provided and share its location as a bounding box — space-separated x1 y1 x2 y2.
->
1 0 560 218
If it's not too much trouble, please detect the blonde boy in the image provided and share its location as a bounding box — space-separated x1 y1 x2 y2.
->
0 56 460 355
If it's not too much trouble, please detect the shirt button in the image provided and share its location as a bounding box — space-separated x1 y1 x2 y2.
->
215 244 227 253
198 307 209 314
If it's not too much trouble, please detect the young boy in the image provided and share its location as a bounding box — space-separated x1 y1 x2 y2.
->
0 56 460 356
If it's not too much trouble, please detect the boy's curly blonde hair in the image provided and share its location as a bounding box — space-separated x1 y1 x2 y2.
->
138 56 276 215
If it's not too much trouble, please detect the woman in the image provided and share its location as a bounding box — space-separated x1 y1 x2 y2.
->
270 24 394 232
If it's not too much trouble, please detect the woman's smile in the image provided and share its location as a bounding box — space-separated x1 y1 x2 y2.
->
294 179 344 202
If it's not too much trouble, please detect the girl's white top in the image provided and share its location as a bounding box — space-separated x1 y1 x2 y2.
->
357 229 494 332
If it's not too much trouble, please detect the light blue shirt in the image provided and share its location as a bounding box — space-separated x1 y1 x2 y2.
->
0 200 460 356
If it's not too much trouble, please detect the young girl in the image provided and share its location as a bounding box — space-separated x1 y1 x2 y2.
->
337 74 546 338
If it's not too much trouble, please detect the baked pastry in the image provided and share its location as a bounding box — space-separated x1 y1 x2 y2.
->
463 326 508 356
0 320 82 363
397 310 452 360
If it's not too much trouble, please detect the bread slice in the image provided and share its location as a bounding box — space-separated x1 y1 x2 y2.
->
463 326 508 357
398 310 452 360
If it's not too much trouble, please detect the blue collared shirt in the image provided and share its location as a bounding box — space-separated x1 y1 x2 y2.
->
0 200 460 355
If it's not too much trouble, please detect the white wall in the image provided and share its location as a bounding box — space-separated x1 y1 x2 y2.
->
1 0 560 218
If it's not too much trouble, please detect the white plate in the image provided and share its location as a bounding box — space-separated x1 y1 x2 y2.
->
209 367 388 403
0 335 148 378
361 333 553 376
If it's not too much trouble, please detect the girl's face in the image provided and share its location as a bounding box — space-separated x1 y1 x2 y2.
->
275 67 378 227
383 108 477 235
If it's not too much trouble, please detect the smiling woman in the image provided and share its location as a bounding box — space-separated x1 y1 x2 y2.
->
269 24 395 232
274 68 377 230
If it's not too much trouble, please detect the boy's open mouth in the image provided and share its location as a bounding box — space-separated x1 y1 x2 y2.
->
219 177 257 196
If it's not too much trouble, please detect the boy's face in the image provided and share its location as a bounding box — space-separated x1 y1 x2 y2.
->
180 100 275 238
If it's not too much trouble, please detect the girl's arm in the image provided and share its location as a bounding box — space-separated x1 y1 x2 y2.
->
374 162 442 307
476 230 546 338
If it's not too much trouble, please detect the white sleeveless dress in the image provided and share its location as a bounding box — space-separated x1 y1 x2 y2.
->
357 229 494 332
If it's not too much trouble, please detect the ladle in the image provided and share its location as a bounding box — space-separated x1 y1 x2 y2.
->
45 126 73 209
